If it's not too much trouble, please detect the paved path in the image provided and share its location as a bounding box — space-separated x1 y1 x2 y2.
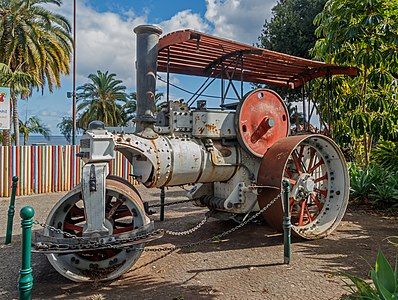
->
1 188 397 299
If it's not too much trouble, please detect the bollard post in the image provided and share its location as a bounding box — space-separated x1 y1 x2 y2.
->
160 187 165 221
18 206 35 300
282 180 291 265
5 176 19 244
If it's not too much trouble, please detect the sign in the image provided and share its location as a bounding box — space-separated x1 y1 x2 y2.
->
0 87 10 130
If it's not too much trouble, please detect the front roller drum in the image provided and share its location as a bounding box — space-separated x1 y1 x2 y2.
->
44 177 149 282
257 134 349 239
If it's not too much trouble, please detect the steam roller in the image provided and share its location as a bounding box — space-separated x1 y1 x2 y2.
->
36 25 350 282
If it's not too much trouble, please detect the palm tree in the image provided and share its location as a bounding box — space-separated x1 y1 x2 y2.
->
19 116 51 145
0 63 41 146
77 71 128 129
125 91 164 123
0 0 73 145
57 117 81 143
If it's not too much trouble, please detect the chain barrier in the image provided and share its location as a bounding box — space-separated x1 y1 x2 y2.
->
147 199 193 208
164 215 208 236
33 193 281 253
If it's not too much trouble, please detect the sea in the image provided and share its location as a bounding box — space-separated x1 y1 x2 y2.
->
23 125 135 146
24 135 81 146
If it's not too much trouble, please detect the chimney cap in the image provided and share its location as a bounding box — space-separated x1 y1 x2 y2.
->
134 25 162 35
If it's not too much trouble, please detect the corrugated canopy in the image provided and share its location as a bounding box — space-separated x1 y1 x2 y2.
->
157 30 357 89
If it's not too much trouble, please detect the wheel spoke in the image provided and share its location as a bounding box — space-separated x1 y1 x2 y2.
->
307 148 316 173
291 152 303 175
66 217 85 225
305 205 313 223
295 147 308 173
285 168 293 179
311 194 323 210
289 197 294 214
113 210 132 220
283 176 297 185
113 226 135 234
63 222 83 232
314 173 328 183
106 199 123 219
298 201 306 226
70 205 84 216
308 159 324 174
314 188 328 197
298 145 305 161
114 221 133 227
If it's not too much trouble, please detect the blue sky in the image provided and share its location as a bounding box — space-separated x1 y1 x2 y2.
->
22 0 277 135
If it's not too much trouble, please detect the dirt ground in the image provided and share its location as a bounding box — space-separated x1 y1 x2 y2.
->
1 186 398 300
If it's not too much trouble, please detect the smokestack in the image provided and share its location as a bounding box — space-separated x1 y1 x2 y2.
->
133 25 163 135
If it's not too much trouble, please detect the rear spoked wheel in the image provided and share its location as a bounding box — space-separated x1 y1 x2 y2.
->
257 134 349 239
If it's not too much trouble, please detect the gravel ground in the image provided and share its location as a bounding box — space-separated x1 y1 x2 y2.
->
1 186 397 300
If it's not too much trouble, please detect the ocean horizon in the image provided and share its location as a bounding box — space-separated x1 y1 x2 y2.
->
24 135 81 146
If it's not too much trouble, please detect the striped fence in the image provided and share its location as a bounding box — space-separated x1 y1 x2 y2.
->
0 145 136 197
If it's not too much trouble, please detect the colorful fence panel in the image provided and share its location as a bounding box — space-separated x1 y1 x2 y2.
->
0 145 137 197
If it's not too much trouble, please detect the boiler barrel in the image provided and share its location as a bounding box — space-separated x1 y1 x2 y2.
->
116 134 240 188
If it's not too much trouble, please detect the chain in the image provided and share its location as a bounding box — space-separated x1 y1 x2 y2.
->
164 215 208 236
139 193 281 252
33 221 87 240
148 199 193 208
33 193 281 253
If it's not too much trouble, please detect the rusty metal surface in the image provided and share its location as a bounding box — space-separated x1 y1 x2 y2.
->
157 29 358 88
236 89 289 157
257 135 313 232
192 110 236 139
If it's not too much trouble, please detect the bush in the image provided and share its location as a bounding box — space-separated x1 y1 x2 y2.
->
372 141 398 173
349 163 398 208
344 250 398 299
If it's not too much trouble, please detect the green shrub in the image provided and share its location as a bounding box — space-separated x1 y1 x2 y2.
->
349 164 385 201
349 164 398 208
369 174 398 207
372 141 398 173
344 250 398 299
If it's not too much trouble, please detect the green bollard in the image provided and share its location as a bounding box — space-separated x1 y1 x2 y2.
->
5 176 19 244
18 206 34 300
282 180 291 265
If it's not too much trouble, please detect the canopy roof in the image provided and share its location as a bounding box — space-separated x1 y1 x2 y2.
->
157 30 357 89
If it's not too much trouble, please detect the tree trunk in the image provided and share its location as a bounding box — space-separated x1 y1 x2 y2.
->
11 89 19 146
2 130 10 146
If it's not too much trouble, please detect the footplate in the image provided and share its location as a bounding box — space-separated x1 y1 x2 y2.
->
33 222 162 253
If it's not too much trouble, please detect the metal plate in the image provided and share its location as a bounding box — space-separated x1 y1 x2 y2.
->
235 89 289 157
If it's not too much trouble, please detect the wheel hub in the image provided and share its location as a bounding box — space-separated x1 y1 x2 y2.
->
291 174 315 198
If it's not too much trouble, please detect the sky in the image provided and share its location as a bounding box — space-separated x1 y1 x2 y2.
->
21 0 278 135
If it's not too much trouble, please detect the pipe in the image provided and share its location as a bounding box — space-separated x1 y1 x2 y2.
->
133 25 163 134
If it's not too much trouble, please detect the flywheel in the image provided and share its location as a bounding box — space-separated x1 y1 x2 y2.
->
44 176 149 282
235 89 290 158
257 134 349 239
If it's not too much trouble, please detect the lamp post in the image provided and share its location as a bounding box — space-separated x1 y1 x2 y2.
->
72 0 77 145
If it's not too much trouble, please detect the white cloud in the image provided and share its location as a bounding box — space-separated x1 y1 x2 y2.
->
74 4 147 87
26 0 278 134
159 10 210 34
46 0 276 88
205 0 276 44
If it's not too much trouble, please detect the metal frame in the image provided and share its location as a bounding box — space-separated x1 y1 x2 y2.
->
158 30 357 135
